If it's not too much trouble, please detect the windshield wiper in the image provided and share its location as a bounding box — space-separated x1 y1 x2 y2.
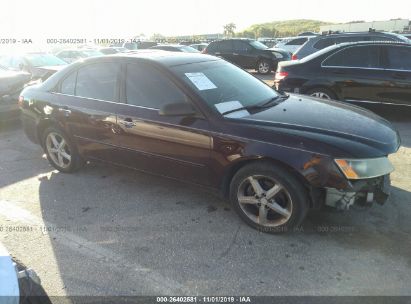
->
221 94 290 116
257 94 289 108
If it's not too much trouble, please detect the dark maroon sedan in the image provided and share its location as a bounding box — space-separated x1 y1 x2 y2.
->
19 52 400 233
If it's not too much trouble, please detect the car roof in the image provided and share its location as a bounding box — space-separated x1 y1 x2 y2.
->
85 51 220 67
300 40 411 62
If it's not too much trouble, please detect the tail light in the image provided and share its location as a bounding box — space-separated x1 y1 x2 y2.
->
201 48 208 54
18 96 24 108
275 71 288 81
291 54 297 60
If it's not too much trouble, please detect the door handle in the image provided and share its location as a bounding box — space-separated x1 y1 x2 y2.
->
233 53 239 55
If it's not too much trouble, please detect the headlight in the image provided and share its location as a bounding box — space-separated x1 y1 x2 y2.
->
335 157 394 180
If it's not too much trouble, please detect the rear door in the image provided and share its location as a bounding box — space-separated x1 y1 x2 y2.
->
232 40 255 68
380 45 411 105
215 40 235 63
113 61 212 185
53 61 122 161
321 45 386 103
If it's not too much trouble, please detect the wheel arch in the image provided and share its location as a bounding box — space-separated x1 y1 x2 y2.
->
221 157 312 201
300 81 342 100
37 118 68 148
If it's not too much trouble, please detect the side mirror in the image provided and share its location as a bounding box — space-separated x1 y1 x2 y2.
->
159 102 196 116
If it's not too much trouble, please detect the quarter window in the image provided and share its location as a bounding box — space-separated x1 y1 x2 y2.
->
386 46 411 70
323 46 382 68
75 63 119 101
125 63 188 109
60 71 77 95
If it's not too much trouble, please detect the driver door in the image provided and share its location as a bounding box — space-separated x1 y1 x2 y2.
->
113 61 213 185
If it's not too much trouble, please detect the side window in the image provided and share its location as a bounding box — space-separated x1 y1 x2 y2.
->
218 40 233 52
233 41 251 52
125 63 188 109
60 71 77 95
323 46 382 68
314 38 335 49
285 38 307 46
386 46 411 70
75 63 119 101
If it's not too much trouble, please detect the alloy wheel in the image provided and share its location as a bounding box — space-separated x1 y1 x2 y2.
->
258 61 270 74
310 92 331 100
237 175 293 227
46 132 72 169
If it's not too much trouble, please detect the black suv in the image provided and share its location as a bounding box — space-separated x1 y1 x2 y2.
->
293 31 410 59
204 39 291 74
275 41 411 107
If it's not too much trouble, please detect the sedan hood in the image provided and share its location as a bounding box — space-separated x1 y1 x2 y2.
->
241 94 400 157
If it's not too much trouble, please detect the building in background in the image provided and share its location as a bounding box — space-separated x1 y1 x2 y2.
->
320 19 410 33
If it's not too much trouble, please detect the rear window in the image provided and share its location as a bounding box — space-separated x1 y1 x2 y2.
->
323 45 382 68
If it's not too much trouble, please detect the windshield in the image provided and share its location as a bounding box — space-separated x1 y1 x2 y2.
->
172 60 278 114
25 53 67 67
249 40 269 50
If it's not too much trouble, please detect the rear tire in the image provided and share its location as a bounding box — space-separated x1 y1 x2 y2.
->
257 59 271 75
306 87 337 100
42 126 83 173
229 161 309 234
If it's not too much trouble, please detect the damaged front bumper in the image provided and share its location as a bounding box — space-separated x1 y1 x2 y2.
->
325 175 391 210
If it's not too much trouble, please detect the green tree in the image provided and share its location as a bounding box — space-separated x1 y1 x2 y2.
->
223 23 237 38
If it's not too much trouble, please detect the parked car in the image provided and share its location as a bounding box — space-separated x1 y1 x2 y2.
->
274 36 315 54
0 53 67 81
0 65 31 120
293 31 410 60
274 41 411 106
110 42 138 50
98 47 130 55
190 43 209 52
55 49 103 63
19 53 399 233
203 39 291 74
149 44 200 53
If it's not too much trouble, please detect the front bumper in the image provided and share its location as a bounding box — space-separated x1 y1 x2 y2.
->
324 175 390 210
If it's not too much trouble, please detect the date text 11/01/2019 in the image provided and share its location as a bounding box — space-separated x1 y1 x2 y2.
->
156 297 251 303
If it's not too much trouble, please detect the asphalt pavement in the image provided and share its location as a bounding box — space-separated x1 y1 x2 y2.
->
0 77 410 298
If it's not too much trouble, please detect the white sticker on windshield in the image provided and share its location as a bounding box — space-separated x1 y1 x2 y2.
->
215 101 250 118
185 72 217 91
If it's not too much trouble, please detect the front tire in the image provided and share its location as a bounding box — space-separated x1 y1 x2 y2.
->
229 162 309 233
42 126 82 173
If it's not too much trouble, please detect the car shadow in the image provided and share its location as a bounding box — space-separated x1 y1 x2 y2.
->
36 160 411 295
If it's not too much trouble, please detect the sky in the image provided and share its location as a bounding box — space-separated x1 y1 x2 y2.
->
0 0 410 40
